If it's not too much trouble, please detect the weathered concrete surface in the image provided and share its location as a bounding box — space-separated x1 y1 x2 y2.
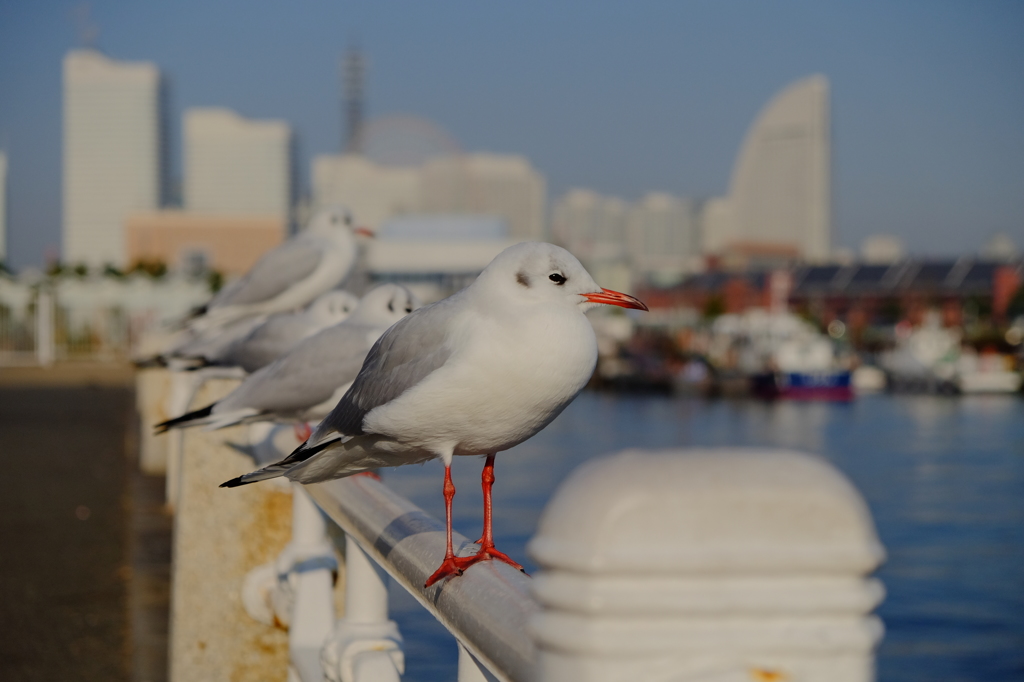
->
169 379 294 682
0 385 133 681
136 367 171 474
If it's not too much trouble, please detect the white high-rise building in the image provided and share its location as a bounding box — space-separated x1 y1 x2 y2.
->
551 188 628 263
419 154 545 241
312 154 419 230
0 151 7 263
702 75 831 261
312 151 546 240
184 108 292 219
627 192 699 284
63 50 163 267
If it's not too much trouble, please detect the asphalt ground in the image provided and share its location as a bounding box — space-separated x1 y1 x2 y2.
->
0 380 169 682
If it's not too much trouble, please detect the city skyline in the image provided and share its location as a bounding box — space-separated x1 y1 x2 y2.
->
1 1 1022 268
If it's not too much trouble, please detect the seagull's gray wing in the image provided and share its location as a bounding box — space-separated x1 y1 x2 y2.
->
317 300 455 437
217 323 376 416
209 237 323 309
223 312 313 372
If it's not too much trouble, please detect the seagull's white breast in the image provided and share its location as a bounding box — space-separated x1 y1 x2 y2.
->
362 302 598 457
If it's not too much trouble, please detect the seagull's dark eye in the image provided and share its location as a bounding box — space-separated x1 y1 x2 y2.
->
404 306 412 313
549 273 567 285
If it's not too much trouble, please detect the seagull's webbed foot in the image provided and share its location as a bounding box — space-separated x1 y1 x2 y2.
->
424 553 484 587
473 543 527 574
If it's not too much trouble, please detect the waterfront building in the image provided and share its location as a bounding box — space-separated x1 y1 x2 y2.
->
418 154 545 241
366 215 516 302
312 154 419 230
701 75 831 263
627 192 700 286
313 139 545 240
124 211 286 276
184 108 292 220
551 188 628 264
0 151 7 263
63 50 164 267
861 235 905 264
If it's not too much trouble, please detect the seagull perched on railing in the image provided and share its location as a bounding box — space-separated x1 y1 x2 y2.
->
221 242 648 587
189 290 360 373
187 205 371 333
155 284 418 433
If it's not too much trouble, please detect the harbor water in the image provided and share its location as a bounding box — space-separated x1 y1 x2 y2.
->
382 391 1024 682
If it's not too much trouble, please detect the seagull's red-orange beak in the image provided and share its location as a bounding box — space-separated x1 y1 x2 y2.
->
583 288 649 311
354 226 375 238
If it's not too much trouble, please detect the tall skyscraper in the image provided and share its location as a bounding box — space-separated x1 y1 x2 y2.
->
551 188 628 263
0 151 7 263
63 50 163 267
702 75 831 261
183 108 292 219
627 192 699 284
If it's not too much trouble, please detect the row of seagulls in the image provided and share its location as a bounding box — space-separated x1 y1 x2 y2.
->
188 206 369 333
156 284 419 433
214 242 648 586
193 290 360 373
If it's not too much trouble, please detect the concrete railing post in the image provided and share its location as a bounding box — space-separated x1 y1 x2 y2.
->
35 289 55 366
321 534 403 682
528 448 886 682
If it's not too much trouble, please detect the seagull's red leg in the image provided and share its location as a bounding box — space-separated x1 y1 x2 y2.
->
293 421 313 443
425 463 479 587
473 455 526 573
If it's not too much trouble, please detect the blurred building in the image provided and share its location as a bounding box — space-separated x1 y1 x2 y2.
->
551 189 628 264
63 50 164 267
640 258 1024 327
0 151 7 263
184 108 292 220
312 154 419 230
124 211 286 276
550 189 700 290
366 215 517 302
313 114 545 241
861 235 904 264
701 75 831 263
418 154 545 241
627 193 700 286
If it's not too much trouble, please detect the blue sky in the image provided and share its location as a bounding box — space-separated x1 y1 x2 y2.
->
1 0 1022 268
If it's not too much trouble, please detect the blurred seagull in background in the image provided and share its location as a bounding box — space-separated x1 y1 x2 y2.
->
190 289 360 373
155 284 418 433
187 205 370 333
220 242 648 587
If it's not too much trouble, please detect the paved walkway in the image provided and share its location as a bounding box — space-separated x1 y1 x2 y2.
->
0 379 169 682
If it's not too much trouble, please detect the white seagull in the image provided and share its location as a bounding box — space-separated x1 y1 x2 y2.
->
197 290 360 373
188 205 370 333
221 242 648 586
155 284 419 433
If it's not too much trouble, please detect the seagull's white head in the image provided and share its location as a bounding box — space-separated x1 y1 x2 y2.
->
306 205 375 238
306 290 360 326
476 242 648 313
347 284 422 327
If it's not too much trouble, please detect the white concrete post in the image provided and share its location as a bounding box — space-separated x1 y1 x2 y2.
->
35 289 55 366
321 535 403 682
528 448 886 682
287 487 339 682
457 641 499 682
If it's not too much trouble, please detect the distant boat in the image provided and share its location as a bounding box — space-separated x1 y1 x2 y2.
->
752 369 853 401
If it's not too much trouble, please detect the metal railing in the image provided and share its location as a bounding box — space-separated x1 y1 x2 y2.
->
156 374 887 682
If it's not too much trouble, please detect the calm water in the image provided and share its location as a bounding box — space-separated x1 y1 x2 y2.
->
379 392 1024 682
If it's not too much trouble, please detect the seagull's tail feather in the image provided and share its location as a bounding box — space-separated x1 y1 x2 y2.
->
154 404 215 434
220 436 343 488
201 408 262 432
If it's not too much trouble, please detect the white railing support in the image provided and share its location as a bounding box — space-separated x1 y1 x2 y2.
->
35 289 55 366
306 476 537 682
321 536 403 682
288 487 339 682
528 448 887 682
